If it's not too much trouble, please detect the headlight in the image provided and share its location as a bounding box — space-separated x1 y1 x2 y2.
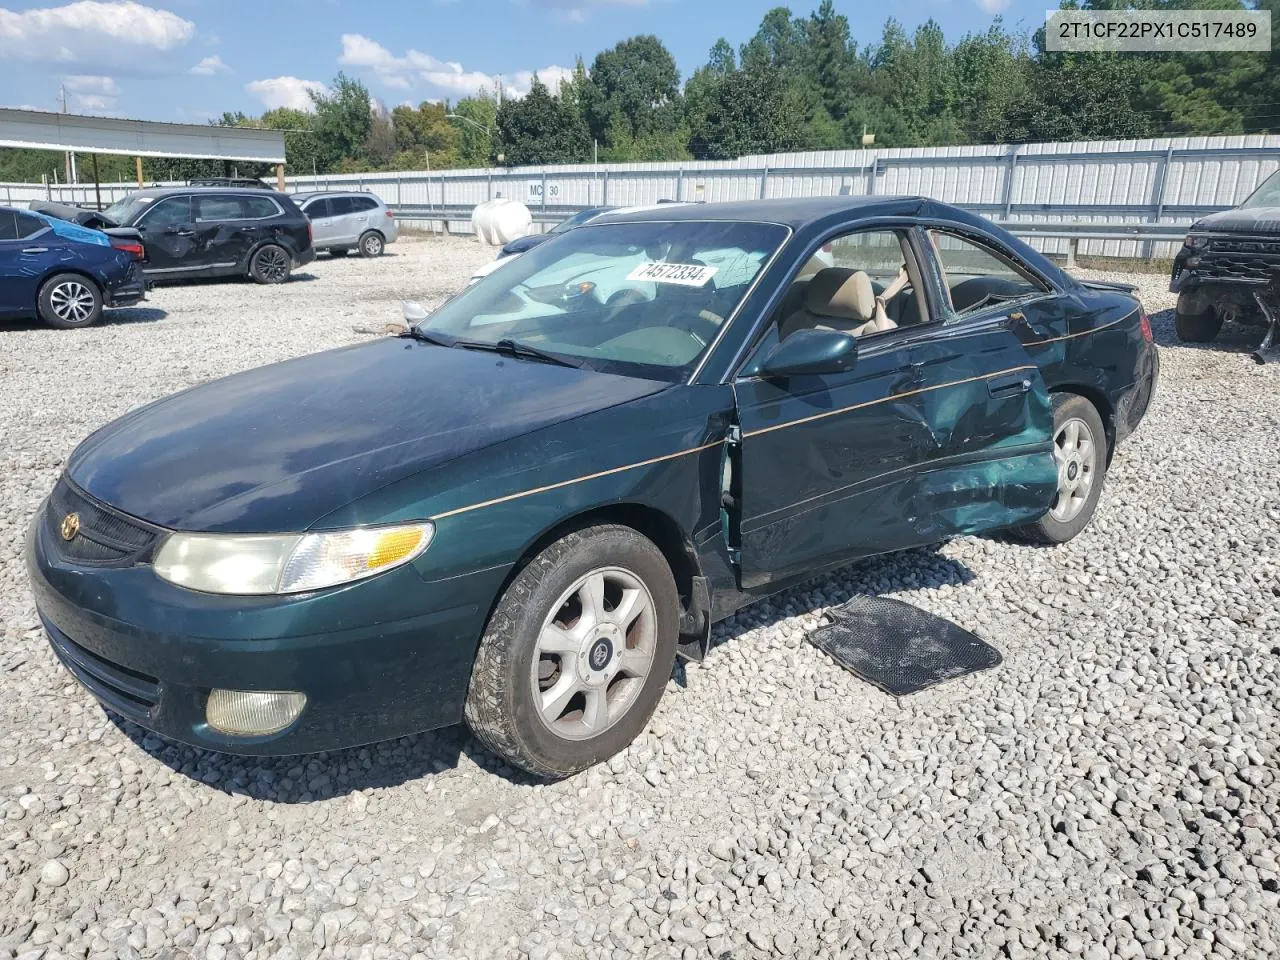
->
1185 233 1206 248
153 522 434 595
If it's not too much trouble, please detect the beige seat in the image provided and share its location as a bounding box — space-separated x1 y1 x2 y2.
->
778 267 899 341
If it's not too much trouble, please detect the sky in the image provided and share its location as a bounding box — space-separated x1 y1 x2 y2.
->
0 0 1049 122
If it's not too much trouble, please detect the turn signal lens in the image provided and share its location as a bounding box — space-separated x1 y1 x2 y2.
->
206 690 306 736
278 523 433 593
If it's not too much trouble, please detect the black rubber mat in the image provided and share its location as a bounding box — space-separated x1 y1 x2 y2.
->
808 595 1002 696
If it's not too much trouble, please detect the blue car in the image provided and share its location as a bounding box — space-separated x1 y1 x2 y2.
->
0 206 147 329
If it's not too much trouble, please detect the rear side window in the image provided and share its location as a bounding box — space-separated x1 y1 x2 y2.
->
195 196 246 221
328 197 356 216
303 198 331 219
350 196 379 212
141 196 191 227
16 213 49 240
928 231 1047 317
0 211 18 241
241 196 280 219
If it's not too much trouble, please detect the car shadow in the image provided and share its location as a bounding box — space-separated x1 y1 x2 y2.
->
107 544 975 799
1148 306 1266 354
1 306 168 331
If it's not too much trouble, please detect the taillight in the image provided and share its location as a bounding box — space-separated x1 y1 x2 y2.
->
307 222 313 244
110 238 145 260
1139 307 1153 342
385 209 395 219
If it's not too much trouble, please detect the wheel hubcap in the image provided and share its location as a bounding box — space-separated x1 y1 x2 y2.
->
50 281 94 323
531 567 656 741
366 236 381 255
1050 417 1097 523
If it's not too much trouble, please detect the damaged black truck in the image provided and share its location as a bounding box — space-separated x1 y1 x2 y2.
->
1171 170 1280 363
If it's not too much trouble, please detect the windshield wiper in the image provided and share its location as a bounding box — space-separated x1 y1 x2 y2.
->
453 337 584 369
401 326 455 347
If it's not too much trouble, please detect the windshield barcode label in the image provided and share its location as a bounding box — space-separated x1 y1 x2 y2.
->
627 262 719 287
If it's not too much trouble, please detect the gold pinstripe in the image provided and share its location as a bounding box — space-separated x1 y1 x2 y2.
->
430 317 1127 521
430 440 724 521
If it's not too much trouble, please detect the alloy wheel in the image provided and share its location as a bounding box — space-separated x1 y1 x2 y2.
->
49 280 95 324
256 246 289 282
1050 417 1097 523
530 566 657 741
363 234 383 256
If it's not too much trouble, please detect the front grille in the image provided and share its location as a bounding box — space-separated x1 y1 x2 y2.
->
43 615 160 720
45 477 159 565
1197 238 1280 283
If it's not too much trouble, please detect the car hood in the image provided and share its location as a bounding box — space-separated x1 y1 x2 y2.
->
66 337 666 533
1192 206 1280 235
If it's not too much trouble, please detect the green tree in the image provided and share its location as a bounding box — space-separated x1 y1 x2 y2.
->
308 73 373 173
452 95 498 166
584 35 682 150
688 62 804 160
496 76 592 165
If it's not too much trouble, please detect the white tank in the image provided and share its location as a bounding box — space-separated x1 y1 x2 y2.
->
471 198 532 246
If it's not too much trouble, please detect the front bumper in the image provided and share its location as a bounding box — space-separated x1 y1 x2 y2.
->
26 501 503 756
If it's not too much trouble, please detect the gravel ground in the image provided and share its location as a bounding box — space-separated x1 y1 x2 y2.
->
0 237 1277 960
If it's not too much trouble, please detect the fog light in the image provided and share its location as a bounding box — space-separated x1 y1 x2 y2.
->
206 689 306 736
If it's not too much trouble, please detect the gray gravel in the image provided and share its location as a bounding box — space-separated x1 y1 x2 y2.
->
1 241 1278 960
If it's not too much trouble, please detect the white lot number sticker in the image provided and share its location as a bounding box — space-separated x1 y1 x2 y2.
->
626 261 719 287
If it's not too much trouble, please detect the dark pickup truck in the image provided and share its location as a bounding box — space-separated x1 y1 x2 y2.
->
1171 171 1280 362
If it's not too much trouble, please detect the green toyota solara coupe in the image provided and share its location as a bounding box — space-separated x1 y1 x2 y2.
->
28 196 1158 777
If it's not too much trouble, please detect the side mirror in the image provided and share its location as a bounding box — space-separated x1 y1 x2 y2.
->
402 300 430 323
759 328 858 379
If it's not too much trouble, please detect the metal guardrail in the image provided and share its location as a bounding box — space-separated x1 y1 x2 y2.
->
391 203 1190 265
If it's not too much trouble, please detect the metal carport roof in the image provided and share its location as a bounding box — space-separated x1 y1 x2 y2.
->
0 108 286 164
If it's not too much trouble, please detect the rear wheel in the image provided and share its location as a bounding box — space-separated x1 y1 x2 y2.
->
1016 393 1108 544
38 273 103 329
249 244 291 284
1175 292 1223 343
358 231 384 258
464 525 679 778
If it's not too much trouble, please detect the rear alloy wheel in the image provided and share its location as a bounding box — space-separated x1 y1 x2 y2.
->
464 525 679 778
249 244 291 284
359 231 384 258
1175 292 1223 343
1016 393 1108 544
38 273 103 329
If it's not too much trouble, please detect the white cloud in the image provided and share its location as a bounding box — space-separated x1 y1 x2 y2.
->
338 33 571 100
975 0 1009 11
519 0 649 22
63 74 119 110
190 55 229 76
0 1 194 65
245 76 328 112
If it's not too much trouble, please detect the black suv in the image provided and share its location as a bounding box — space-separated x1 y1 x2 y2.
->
34 187 314 285
1171 170 1280 357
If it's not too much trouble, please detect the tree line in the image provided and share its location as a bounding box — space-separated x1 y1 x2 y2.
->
4 0 1280 184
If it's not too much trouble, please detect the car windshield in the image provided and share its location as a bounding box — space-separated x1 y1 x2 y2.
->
101 195 154 225
1241 171 1280 209
422 220 789 381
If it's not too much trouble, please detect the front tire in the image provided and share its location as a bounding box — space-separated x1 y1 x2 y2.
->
1175 292 1223 343
1016 393 1108 545
464 525 679 779
249 244 291 284
358 231 384 258
38 273 103 329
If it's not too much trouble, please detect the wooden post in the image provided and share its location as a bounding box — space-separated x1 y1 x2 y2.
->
91 153 102 211
276 163 286 192
135 156 144 188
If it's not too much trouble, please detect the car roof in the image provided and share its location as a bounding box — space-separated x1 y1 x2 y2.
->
127 186 294 200
596 195 950 228
290 191 381 201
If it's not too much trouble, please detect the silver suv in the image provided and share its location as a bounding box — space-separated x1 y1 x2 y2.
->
292 191 398 258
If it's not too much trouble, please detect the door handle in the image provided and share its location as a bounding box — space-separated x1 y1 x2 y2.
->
988 373 1032 398
21 247 49 254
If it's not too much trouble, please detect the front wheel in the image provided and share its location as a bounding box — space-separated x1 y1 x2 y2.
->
249 244 291 284
1175 292 1223 343
464 525 679 779
38 273 103 329
1016 393 1108 544
358 231 384 258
